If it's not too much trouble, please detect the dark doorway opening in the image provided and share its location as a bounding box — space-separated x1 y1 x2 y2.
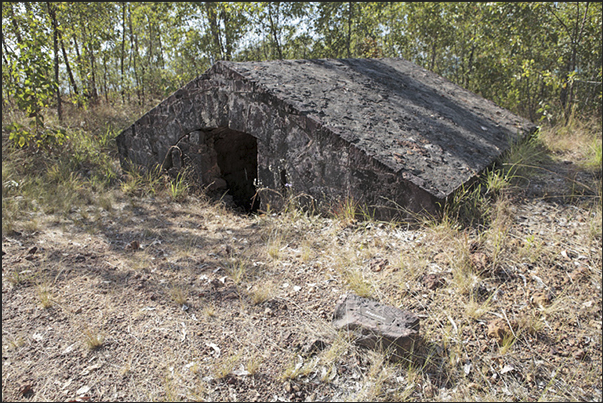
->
213 128 260 212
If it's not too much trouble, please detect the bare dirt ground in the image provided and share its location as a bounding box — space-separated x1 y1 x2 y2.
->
2 140 602 402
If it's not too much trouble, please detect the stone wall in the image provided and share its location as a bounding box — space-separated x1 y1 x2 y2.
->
117 58 536 219
116 62 441 218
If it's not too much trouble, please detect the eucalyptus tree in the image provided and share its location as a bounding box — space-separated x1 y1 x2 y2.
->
311 2 386 59
546 2 601 120
243 2 313 61
195 2 251 63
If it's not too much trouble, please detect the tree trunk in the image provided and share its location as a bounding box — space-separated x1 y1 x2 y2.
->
103 53 109 104
72 33 88 101
147 14 154 69
129 4 142 104
47 2 62 121
551 2 590 123
1 36 11 67
222 10 233 60
267 3 283 60
346 2 353 58
465 42 476 89
205 2 224 61
59 34 78 98
82 23 98 104
5 4 22 105
430 41 437 72
2 36 15 101
89 49 99 104
156 21 165 70
121 2 126 104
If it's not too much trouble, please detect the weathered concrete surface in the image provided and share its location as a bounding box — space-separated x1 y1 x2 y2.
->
333 293 420 356
116 57 537 217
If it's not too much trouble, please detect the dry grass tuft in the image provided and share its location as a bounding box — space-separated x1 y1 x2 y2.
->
202 303 217 318
265 231 284 261
343 268 374 298
212 351 242 380
7 336 25 350
169 285 188 306
245 351 264 375
36 282 53 309
249 281 275 305
224 258 249 284
465 295 492 320
83 327 105 350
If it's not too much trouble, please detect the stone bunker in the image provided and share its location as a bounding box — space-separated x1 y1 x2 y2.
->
116 57 536 218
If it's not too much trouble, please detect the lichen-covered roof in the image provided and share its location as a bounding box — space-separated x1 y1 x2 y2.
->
220 58 536 198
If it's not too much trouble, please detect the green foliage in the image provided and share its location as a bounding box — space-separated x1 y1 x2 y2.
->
500 133 547 182
7 121 68 150
1 1 601 136
586 137 602 171
120 164 163 197
168 171 189 202
243 2 313 60
441 182 489 229
6 22 55 118
484 168 511 196
3 2 65 149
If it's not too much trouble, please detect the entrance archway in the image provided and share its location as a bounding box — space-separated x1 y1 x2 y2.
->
211 127 260 212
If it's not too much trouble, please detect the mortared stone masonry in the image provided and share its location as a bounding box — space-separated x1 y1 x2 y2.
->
116 57 537 218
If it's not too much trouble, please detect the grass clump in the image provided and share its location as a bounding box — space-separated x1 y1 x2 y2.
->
321 334 350 364
439 183 488 228
517 311 545 336
281 354 316 380
212 351 242 380
83 327 105 350
120 164 163 197
224 258 249 285
541 116 601 162
36 282 53 309
7 270 36 287
245 351 263 376
498 331 518 355
249 281 275 305
265 231 284 261
585 136 602 171
300 239 314 262
501 133 547 181
343 268 373 298
331 196 359 225
465 295 492 320
355 350 398 402
484 168 511 196
168 171 190 202
161 374 181 402
202 303 217 318
7 336 25 350
169 285 188 306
